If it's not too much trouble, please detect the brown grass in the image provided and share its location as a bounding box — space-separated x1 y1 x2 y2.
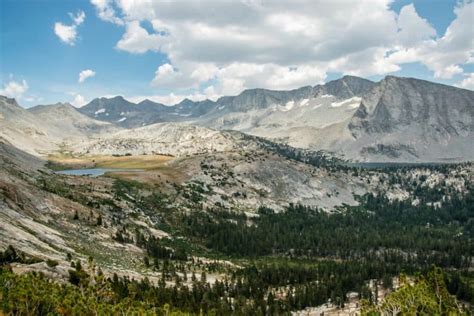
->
47 154 174 170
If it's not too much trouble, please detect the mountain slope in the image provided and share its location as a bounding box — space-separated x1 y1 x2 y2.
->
318 75 375 99
71 122 239 157
78 76 375 129
31 75 474 162
78 96 146 127
2 76 474 162
0 97 120 156
342 76 474 161
0 96 57 155
192 76 374 149
194 76 474 162
29 102 118 137
78 96 220 128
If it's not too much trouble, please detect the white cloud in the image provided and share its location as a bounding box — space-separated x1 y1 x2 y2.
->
92 0 474 95
70 10 86 25
457 73 474 90
151 63 180 87
388 2 474 79
78 69 96 83
0 79 29 99
151 62 218 90
54 23 77 45
116 21 163 54
213 62 327 95
71 94 88 107
54 10 86 45
397 4 436 47
190 64 218 82
107 0 400 90
91 0 123 25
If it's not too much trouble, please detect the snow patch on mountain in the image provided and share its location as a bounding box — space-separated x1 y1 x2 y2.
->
330 97 361 108
300 99 309 106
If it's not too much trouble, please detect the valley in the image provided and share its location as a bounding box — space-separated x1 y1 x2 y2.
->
0 75 473 315
48 153 173 170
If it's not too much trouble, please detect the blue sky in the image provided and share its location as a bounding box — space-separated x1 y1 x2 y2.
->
1 0 473 107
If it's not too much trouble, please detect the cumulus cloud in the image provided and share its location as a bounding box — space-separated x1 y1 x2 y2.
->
91 0 123 25
213 62 327 95
92 0 474 95
457 73 474 90
0 79 29 99
397 4 436 47
54 23 77 45
388 2 474 79
54 10 85 45
78 69 96 83
151 63 180 87
71 94 88 107
116 21 163 54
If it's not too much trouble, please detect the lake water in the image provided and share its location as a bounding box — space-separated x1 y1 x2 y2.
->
56 168 142 177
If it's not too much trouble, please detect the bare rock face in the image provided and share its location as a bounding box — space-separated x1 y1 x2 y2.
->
345 76 474 162
316 75 375 99
0 96 53 155
350 76 474 137
72 122 239 157
189 75 473 162
214 86 315 112
78 95 220 128
77 96 174 128
28 102 118 136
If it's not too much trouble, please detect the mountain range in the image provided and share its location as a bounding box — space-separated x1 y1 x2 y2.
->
1 75 473 162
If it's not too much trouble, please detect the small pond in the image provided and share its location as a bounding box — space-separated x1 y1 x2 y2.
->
56 168 142 177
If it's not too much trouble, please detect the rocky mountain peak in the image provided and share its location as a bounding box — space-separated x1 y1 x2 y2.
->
0 95 17 103
108 95 127 102
345 76 474 161
0 96 22 111
62 75 473 162
320 75 375 99
29 102 81 117
138 99 167 109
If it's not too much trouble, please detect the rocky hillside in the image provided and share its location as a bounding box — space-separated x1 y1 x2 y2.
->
194 76 473 162
77 96 217 128
78 76 373 129
182 76 365 152
78 96 170 128
28 102 117 136
0 96 61 155
343 76 474 161
0 97 121 156
75 75 473 162
3 75 473 162
0 130 363 277
72 122 240 157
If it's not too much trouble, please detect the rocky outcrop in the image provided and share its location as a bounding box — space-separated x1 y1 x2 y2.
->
344 76 474 161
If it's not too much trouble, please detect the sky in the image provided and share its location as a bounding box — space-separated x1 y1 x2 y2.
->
0 0 473 108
